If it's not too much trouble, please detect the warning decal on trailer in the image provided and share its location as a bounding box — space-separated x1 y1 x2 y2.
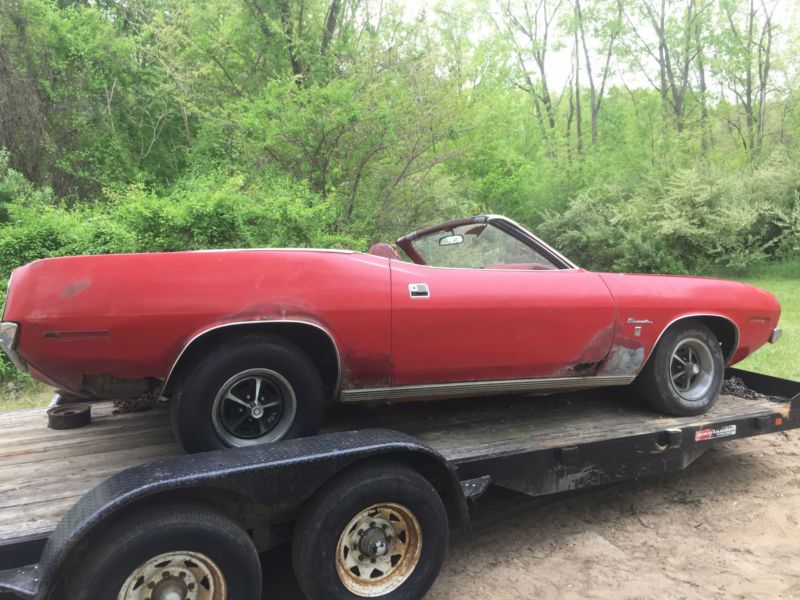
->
694 424 737 441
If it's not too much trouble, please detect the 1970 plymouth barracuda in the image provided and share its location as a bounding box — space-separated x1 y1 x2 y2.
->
0 215 783 452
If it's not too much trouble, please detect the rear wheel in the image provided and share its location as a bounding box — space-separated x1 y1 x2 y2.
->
292 462 449 599
172 335 325 453
635 320 724 416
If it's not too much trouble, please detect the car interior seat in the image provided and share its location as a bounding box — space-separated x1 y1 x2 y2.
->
368 243 401 260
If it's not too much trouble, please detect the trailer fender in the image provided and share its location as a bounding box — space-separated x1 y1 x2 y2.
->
12 429 467 600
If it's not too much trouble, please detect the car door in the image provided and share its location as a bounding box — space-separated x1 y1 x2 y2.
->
389 224 617 387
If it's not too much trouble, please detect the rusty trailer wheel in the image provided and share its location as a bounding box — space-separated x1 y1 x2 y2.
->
292 462 448 599
335 503 423 597
66 503 261 600
117 550 226 600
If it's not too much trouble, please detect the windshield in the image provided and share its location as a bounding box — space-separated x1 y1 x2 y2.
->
410 222 558 269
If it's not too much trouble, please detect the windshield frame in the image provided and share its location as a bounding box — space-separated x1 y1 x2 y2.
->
396 215 578 270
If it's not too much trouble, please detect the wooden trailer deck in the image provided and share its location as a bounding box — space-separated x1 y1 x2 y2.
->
0 390 792 546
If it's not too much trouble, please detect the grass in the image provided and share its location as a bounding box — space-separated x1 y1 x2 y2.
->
0 378 54 413
710 259 800 382
0 260 797 413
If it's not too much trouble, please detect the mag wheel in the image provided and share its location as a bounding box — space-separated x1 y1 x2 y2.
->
668 338 716 402
292 462 448 600
172 335 325 453
66 503 261 600
635 320 724 416
211 368 298 447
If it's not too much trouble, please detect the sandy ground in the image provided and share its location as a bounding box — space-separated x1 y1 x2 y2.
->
428 429 800 600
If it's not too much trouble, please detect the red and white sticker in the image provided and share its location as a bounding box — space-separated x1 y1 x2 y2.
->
695 424 737 441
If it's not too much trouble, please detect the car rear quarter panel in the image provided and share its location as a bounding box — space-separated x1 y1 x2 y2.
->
4 250 391 397
598 273 780 374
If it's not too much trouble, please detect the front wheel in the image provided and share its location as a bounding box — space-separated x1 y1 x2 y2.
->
292 462 449 599
635 320 724 416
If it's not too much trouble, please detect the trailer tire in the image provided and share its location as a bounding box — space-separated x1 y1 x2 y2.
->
65 502 261 600
292 461 448 599
635 320 724 416
172 335 325 453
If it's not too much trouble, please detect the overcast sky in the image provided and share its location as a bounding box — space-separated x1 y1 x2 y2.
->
396 0 799 92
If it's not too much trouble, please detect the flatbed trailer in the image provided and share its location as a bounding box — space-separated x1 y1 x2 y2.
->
0 367 798 599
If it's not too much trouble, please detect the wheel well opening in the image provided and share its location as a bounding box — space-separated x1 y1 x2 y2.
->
164 322 340 401
664 316 738 364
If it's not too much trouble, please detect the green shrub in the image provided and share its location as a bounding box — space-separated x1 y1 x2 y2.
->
539 154 800 273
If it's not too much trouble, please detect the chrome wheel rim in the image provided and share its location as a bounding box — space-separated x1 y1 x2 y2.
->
117 551 226 600
211 368 297 447
669 338 715 401
335 503 423 597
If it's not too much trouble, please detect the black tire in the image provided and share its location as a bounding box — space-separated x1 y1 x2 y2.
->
172 335 325 453
292 462 449 600
635 320 724 416
66 502 262 600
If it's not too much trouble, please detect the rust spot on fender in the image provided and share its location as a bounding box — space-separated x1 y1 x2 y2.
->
553 324 614 377
596 344 645 377
338 351 391 390
61 278 92 299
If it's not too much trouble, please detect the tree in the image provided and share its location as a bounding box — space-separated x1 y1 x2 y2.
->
622 0 711 132
714 0 778 155
499 0 565 144
574 0 623 144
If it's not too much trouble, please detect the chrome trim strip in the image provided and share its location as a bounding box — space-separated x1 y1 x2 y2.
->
340 375 635 403
161 319 342 398
646 313 740 366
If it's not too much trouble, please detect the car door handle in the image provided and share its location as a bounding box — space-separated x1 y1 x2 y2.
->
408 283 430 298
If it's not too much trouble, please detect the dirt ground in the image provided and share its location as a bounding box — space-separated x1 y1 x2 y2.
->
427 429 800 600
257 428 800 599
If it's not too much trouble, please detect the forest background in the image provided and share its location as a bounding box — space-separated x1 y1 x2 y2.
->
0 0 798 387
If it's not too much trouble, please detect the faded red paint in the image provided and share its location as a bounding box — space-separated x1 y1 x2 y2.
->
2 248 781 400
598 272 781 367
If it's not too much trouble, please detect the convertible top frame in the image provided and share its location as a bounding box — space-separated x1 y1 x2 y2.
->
396 214 578 270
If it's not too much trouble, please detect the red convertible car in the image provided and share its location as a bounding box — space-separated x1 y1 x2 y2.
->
0 215 783 452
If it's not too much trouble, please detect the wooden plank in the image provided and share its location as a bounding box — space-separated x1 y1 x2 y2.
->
0 404 180 542
324 392 787 461
0 390 789 545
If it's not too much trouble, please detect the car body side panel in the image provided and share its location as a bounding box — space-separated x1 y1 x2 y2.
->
597 273 781 375
4 250 392 397
3 248 782 400
389 264 617 385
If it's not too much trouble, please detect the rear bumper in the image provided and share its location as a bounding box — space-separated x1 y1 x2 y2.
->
769 327 783 344
0 322 28 373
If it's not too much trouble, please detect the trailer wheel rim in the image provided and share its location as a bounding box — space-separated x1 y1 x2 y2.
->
117 550 226 600
335 502 423 597
211 368 297 447
669 337 715 401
